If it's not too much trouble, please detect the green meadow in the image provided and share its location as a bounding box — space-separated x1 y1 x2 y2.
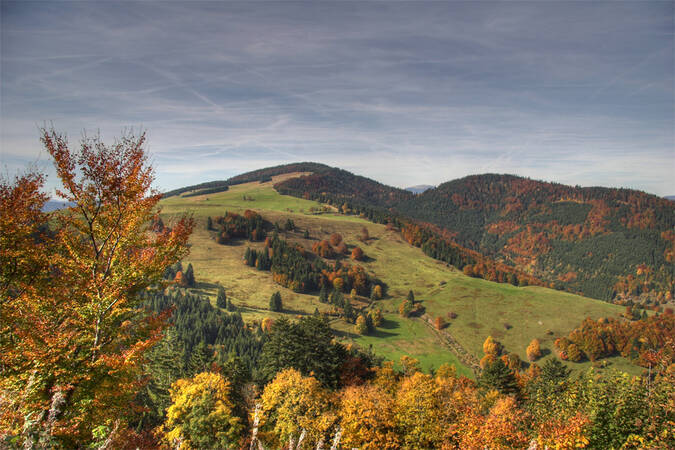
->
160 175 636 376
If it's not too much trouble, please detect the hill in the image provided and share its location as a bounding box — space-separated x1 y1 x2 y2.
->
159 174 639 376
169 165 674 305
394 174 674 302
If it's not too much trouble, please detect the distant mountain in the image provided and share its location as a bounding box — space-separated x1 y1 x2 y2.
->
42 199 74 212
405 184 434 194
666 195 675 202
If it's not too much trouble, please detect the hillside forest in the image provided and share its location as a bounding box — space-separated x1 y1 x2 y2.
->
1 131 674 449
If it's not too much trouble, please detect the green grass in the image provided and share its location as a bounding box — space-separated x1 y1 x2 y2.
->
159 175 640 377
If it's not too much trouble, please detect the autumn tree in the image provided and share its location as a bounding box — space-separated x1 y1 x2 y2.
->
259 369 336 447
526 338 542 361
163 372 243 449
0 129 194 446
355 315 368 335
329 233 343 246
351 246 364 261
371 284 383 300
339 384 400 449
483 335 502 357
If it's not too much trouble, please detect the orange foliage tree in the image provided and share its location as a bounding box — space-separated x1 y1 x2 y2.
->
0 129 193 446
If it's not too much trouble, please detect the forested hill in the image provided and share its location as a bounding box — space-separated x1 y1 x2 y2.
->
274 166 413 209
394 174 674 301
168 164 673 303
162 162 332 198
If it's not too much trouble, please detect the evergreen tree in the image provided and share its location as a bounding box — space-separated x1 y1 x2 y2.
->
226 298 236 312
407 290 415 303
270 291 282 312
188 341 211 375
478 358 519 396
259 316 348 388
540 358 572 384
303 229 310 239
184 263 196 287
319 285 329 304
343 299 355 323
216 285 227 309
206 216 213 230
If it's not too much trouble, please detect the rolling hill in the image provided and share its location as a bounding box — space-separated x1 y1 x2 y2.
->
159 171 643 376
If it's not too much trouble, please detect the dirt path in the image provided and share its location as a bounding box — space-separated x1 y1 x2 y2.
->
418 313 482 376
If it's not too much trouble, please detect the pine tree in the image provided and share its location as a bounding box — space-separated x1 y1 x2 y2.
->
270 291 282 312
216 285 227 309
479 358 519 396
319 286 329 304
303 229 310 239
407 290 415 303
207 216 213 230
540 358 571 384
184 263 196 288
188 341 211 376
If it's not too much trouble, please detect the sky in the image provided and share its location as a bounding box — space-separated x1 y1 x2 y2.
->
1 1 673 196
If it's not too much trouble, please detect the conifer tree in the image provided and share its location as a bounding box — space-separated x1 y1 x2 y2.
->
319 285 329 304
189 341 212 376
216 285 227 309
479 358 519 396
270 291 282 312
184 263 196 287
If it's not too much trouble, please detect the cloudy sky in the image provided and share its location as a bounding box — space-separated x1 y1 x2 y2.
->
1 1 673 196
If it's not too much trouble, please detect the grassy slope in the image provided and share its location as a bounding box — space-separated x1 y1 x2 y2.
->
159 174 638 377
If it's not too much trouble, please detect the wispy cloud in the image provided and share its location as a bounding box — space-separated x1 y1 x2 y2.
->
1 1 673 196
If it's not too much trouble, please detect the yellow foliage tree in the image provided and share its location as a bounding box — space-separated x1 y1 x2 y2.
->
339 384 400 449
526 339 542 361
163 372 243 449
483 335 501 356
394 372 451 448
259 369 336 447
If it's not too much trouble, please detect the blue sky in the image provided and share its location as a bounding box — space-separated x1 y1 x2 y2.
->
1 1 673 195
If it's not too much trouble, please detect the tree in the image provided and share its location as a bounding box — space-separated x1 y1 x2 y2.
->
355 315 368 335
483 335 502 357
435 316 446 330
163 372 243 449
371 284 383 300
329 233 343 246
259 369 335 447
319 285 329 303
184 263 195 287
216 285 227 309
0 129 193 445
540 358 571 384
479 358 519 396
407 290 415 303
567 343 583 362
269 291 282 312
526 338 542 361
340 384 399 449
189 341 212 375
259 316 345 388
351 246 364 261
369 308 383 327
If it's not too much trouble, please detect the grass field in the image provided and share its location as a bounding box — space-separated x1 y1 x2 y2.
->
159 174 637 376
